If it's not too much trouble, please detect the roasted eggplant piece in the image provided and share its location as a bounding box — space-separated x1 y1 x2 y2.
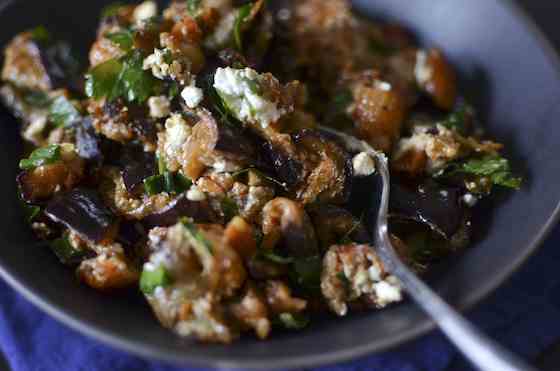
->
390 180 468 240
2 30 81 93
183 110 260 179
75 116 103 163
44 188 117 243
308 205 370 249
291 129 352 205
261 197 318 258
118 146 157 193
142 194 220 228
261 140 302 189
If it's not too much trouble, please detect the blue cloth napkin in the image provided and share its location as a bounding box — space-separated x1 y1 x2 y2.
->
1 224 559 371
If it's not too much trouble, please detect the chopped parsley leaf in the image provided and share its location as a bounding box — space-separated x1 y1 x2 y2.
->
49 95 81 127
140 265 172 294
19 145 61 170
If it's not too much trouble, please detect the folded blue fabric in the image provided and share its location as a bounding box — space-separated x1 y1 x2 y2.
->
1 224 559 371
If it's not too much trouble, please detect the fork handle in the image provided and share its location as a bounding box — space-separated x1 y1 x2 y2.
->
374 156 538 371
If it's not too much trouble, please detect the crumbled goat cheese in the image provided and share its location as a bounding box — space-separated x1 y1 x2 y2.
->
187 186 207 202
143 49 169 80
148 96 171 118
162 113 191 161
352 152 376 177
143 49 185 81
374 277 402 306
212 159 239 173
374 80 392 92
133 1 158 25
181 82 204 109
213 67 285 128
463 193 478 207
415 50 433 86
393 124 460 173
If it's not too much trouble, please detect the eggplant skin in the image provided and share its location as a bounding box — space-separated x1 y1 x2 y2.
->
44 188 116 243
389 180 467 239
261 140 303 189
75 117 103 163
308 204 370 249
142 194 220 229
118 146 157 193
292 129 353 205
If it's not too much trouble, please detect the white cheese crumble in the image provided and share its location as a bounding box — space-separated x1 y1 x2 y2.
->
133 1 158 25
143 49 185 82
374 276 402 306
213 67 285 128
352 152 376 177
161 113 191 166
212 159 239 173
415 50 433 86
463 193 478 207
181 81 204 109
143 49 169 80
187 186 207 202
374 80 392 92
148 96 171 118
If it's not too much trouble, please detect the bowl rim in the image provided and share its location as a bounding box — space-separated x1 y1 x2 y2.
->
0 0 559 369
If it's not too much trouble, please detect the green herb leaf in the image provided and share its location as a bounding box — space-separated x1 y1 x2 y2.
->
440 104 473 135
23 204 41 223
23 90 51 108
117 50 157 103
49 237 88 265
172 173 192 194
460 156 522 189
49 95 81 127
144 175 165 195
140 265 172 294
233 3 253 51
276 312 310 330
332 89 353 114
186 0 202 16
30 25 51 43
221 197 239 222
105 30 135 51
291 255 322 291
19 144 61 170
85 58 123 99
101 2 124 18
86 51 158 104
168 81 180 99
259 249 294 265
181 218 214 255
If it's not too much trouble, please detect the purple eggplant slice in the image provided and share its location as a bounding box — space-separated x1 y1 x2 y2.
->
262 198 318 258
390 180 467 239
261 140 303 189
44 188 116 243
142 194 220 229
308 204 370 249
119 146 157 193
75 116 103 163
291 129 353 205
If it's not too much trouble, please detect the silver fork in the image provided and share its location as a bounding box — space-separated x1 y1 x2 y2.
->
319 126 538 371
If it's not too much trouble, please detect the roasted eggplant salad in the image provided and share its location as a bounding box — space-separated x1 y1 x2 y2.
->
1 0 521 343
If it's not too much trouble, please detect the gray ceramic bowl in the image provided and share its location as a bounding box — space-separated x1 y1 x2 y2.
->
0 0 559 369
